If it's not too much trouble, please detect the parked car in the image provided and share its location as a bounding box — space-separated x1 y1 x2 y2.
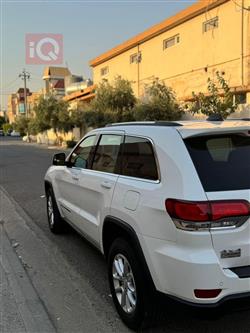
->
6 129 13 136
10 130 20 137
0 129 4 136
45 120 250 330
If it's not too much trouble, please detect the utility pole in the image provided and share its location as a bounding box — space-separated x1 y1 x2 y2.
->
19 69 30 117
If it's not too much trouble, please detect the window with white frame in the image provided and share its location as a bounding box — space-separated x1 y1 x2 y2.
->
100 66 109 76
163 34 180 50
203 17 219 32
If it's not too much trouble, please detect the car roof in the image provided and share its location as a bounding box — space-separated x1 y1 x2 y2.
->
99 120 250 139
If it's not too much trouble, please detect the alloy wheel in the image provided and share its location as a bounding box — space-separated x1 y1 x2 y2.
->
112 254 137 314
47 195 54 227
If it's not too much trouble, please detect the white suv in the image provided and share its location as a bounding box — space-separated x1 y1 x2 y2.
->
45 120 250 330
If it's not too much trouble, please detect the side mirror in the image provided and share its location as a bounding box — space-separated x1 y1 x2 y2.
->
53 153 66 166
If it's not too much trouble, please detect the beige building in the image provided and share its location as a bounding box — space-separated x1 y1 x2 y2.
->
7 88 31 124
27 89 44 118
7 94 18 124
90 0 250 105
7 89 43 124
63 84 96 109
43 66 71 98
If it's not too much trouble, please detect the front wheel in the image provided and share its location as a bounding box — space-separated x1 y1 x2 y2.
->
108 238 158 330
46 188 66 234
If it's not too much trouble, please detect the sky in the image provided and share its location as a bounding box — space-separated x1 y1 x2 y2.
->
0 0 196 109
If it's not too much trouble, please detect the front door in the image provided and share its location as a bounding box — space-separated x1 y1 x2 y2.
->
72 133 124 244
55 134 97 230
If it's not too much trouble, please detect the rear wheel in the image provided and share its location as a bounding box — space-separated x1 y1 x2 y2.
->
46 187 66 234
108 238 158 330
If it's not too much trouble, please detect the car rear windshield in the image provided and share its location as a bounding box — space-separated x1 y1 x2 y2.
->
184 132 250 192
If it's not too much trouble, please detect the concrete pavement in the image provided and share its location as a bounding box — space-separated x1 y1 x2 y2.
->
0 220 56 333
0 184 129 333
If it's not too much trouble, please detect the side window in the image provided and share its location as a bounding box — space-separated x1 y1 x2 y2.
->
121 136 158 180
92 134 123 174
70 135 96 169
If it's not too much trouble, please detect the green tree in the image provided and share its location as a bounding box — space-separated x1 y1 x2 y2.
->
90 76 136 126
33 95 72 135
188 71 237 119
14 116 30 136
70 101 89 136
3 123 12 134
28 118 40 135
134 79 183 121
0 116 6 128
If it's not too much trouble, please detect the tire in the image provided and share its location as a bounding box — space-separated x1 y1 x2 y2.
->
46 187 66 234
108 238 158 330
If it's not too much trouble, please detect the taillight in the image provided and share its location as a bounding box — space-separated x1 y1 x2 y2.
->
211 201 249 220
166 200 210 222
165 199 250 231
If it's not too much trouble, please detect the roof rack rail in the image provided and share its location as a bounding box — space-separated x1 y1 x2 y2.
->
105 121 183 127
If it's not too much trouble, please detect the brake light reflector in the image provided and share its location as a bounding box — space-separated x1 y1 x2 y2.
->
194 289 222 299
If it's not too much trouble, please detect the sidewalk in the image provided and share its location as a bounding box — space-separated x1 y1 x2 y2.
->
0 221 56 333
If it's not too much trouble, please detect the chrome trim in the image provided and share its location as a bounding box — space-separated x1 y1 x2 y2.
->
172 216 249 232
68 133 161 184
60 204 71 213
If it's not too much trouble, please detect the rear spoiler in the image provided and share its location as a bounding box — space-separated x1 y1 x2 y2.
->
178 124 250 139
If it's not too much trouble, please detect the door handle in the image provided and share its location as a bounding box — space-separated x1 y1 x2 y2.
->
72 176 79 181
101 181 112 189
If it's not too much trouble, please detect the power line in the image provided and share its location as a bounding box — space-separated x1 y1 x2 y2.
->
1 77 19 90
232 0 250 11
19 69 31 117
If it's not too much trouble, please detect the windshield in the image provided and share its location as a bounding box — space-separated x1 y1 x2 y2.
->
185 132 250 192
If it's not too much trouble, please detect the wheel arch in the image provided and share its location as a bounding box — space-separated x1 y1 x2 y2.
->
102 216 156 290
44 180 52 193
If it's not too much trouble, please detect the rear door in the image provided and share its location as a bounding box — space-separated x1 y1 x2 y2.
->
185 131 250 268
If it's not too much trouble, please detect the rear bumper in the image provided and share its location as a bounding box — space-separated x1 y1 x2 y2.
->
166 291 250 308
141 234 250 305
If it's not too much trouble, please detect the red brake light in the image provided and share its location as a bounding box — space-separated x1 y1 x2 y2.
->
210 200 250 220
166 199 210 222
166 199 250 230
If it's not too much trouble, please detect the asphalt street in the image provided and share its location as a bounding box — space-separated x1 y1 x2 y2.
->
0 136 250 333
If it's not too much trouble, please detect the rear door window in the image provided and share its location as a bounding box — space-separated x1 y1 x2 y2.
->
120 136 158 181
185 132 250 191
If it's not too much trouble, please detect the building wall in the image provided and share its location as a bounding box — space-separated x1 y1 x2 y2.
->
92 0 250 101
7 94 18 124
27 90 43 118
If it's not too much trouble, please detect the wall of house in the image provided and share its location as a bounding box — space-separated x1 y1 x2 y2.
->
92 1 250 102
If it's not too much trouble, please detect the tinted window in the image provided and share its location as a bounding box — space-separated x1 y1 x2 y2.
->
92 135 122 173
70 135 96 169
185 132 250 191
121 136 158 180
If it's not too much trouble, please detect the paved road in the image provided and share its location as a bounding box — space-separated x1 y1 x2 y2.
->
1 136 250 333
